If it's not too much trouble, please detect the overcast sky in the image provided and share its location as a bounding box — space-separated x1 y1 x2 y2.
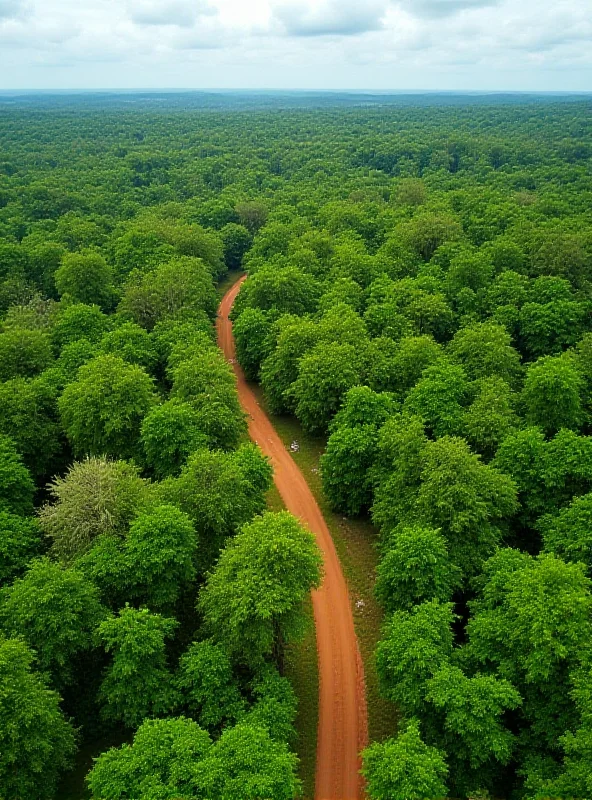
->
1 0 590 91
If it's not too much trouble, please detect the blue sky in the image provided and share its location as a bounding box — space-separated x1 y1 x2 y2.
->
1 0 590 91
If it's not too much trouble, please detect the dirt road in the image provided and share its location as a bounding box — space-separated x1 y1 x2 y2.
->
217 276 368 800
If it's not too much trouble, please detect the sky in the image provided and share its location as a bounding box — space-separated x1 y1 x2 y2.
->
0 0 591 92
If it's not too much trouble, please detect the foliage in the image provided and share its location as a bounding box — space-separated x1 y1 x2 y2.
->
375 525 461 612
119 256 217 329
0 511 42 584
162 444 272 572
362 719 449 800
0 637 76 800
59 354 158 459
0 326 53 380
141 400 209 478
96 605 179 728
39 457 150 562
200 511 322 665
0 434 35 515
54 251 115 308
176 640 245 730
0 557 105 686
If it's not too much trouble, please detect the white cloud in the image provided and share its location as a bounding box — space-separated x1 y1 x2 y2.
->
274 0 388 36
0 0 589 89
0 0 27 19
128 0 215 27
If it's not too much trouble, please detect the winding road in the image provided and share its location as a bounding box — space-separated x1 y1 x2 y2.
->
217 276 368 800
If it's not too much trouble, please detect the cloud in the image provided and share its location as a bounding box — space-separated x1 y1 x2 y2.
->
0 0 27 20
399 0 500 18
275 0 388 36
128 0 214 28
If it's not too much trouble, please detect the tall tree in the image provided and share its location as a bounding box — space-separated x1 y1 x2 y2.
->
0 637 76 800
199 511 322 665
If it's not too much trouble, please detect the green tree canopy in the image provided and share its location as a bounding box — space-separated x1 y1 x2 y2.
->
0 327 52 381
0 434 35 516
141 400 209 478
59 354 158 459
0 636 76 800
39 457 150 563
362 719 449 800
375 525 461 612
176 640 245 730
521 354 584 435
0 511 41 585
376 600 455 716
54 251 115 309
0 557 105 686
96 605 179 728
199 511 322 665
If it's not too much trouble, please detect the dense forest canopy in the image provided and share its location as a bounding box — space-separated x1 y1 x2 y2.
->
0 92 592 799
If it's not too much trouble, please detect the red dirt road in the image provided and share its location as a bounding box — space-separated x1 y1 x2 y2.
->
217 276 368 800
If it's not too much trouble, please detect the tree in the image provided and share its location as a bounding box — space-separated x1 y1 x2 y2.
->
96 605 178 728
236 200 268 233
0 327 52 381
170 349 246 450
242 667 298 743
362 719 449 800
463 377 520 458
493 427 592 527
59 354 158 459
176 640 245 730
290 341 365 433
39 457 150 563
220 222 252 269
522 354 583 435
0 511 41 585
467 550 592 755
162 445 272 572
56 337 99 378
389 335 443 396
118 256 217 329
371 413 428 534
123 505 196 610
199 511 322 665
54 251 115 308
50 302 110 349
321 387 396 515
141 400 209 478
415 437 518 578
232 308 274 381
426 665 521 783
540 492 592 571
318 276 364 314
448 322 521 383
0 558 105 687
321 425 380 516
195 722 301 800
403 361 469 438
375 525 461 612
87 716 212 800
237 266 320 316
0 637 76 800
467 550 592 688
0 376 62 478
398 211 463 261
260 317 319 414
376 600 455 715
98 321 157 371
0 435 34 516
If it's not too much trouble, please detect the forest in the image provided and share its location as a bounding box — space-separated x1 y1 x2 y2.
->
0 93 592 799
